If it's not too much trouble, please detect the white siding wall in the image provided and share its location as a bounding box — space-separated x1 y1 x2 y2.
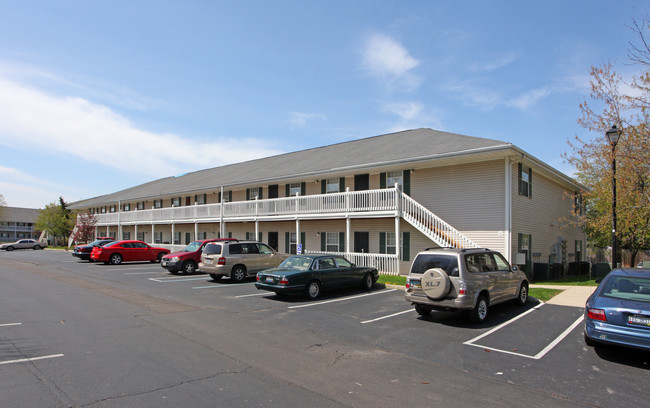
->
510 162 585 265
410 160 506 254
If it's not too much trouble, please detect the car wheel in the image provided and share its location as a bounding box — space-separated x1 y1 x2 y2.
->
361 273 374 290
182 261 197 274
109 253 123 265
210 274 223 281
469 295 489 323
306 280 322 300
414 304 432 316
33 245 41 250
6 246 14 251
515 282 529 306
231 265 247 283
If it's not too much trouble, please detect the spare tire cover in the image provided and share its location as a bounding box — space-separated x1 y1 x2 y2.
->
421 268 451 300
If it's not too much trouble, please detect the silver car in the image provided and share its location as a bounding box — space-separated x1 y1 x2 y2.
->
199 241 286 283
405 247 528 323
0 239 48 251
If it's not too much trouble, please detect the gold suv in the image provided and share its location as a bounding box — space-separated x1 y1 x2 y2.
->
199 240 286 282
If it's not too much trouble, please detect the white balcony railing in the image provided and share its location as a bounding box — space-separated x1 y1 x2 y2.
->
306 250 400 276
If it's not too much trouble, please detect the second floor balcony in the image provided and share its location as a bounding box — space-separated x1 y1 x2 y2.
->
94 188 400 225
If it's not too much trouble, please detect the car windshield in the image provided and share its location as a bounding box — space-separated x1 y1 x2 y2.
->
103 241 120 248
600 275 650 303
279 256 313 270
410 254 459 277
183 241 203 252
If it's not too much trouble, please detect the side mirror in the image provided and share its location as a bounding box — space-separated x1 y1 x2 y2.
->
512 265 519 271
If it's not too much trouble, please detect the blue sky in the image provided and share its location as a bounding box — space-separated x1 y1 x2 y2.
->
0 1 647 208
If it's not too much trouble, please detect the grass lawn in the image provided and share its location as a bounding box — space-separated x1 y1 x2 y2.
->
379 274 579 303
533 275 598 286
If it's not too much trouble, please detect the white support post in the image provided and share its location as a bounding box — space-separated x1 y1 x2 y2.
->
152 224 155 245
117 200 122 240
255 220 260 242
220 186 225 238
346 217 351 254
171 223 175 245
194 223 198 241
134 225 138 241
395 182 402 262
296 219 301 254
504 157 513 263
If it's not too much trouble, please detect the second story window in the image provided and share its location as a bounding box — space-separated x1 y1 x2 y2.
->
172 197 181 207
386 171 403 188
154 199 163 209
248 187 261 200
518 163 532 198
325 178 340 194
122 203 130 211
289 183 302 196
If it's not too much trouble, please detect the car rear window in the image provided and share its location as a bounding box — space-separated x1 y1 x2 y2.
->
203 244 222 255
410 254 459 277
600 275 650 303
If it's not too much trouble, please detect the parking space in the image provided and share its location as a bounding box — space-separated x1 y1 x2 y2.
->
29 252 588 364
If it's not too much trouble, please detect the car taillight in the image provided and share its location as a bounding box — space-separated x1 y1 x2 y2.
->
256 275 261 281
587 308 607 322
458 280 466 295
279 277 289 285
218 257 226 265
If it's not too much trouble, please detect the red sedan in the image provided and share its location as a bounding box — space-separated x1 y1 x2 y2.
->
90 240 170 265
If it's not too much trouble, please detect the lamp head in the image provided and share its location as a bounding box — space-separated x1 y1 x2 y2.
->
605 125 622 146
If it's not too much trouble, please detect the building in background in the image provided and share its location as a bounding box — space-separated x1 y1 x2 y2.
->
69 128 586 276
0 207 41 242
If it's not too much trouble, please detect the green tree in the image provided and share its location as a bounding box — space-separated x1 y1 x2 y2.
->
35 198 77 246
566 17 650 266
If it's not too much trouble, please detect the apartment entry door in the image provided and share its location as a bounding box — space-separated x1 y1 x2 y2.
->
268 232 279 251
354 232 369 253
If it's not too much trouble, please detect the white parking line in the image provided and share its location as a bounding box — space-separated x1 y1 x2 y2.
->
463 303 584 359
235 292 268 298
149 277 208 283
288 289 396 309
0 354 64 365
106 266 162 272
361 309 414 324
0 323 22 327
124 272 161 275
192 282 255 289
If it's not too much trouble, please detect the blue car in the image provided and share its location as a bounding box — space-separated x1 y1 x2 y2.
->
585 268 650 350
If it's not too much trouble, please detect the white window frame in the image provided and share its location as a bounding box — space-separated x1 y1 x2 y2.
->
249 187 261 200
325 232 340 252
289 183 302 196
387 170 403 188
325 178 339 194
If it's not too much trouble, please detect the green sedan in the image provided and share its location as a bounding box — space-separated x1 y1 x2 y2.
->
255 254 379 299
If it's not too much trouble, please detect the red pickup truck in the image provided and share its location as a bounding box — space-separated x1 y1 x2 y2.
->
161 238 237 274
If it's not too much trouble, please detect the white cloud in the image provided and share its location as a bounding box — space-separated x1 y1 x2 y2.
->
506 87 551 110
361 33 421 91
382 102 423 120
288 112 327 128
0 77 283 180
0 166 80 208
469 52 519 72
382 101 444 132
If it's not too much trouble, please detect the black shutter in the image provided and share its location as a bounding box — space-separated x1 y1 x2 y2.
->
338 232 345 251
246 189 250 201
301 232 305 251
301 182 306 196
380 172 386 189
518 163 523 195
321 180 326 194
402 231 410 261
339 177 345 192
285 184 290 197
379 232 386 254
403 170 411 195
285 232 290 253
528 168 533 198
321 233 326 251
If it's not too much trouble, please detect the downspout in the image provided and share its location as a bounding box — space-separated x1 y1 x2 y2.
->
504 157 513 263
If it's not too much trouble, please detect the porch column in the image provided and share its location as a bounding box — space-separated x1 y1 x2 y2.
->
94 226 98 238
171 223 175 245
117 200 122 240
255 220 260 242
296 219 301 254
219 186 225 238
395 183 402 262
195 222 198 241
134 225 138 241
346 217 351 254
106 225 109 237
151 224 155 245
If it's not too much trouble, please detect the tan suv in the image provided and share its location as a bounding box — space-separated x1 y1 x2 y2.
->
404 247 529 323
199 241 286 282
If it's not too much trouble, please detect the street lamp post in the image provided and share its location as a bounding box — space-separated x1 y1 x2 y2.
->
605 125 622 268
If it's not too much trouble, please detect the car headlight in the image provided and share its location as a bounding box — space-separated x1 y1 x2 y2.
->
170 257 180 262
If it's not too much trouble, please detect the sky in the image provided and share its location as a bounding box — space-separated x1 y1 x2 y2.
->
0 0 647 209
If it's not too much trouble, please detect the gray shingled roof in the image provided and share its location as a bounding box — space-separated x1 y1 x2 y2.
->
70 128 511 208
2 207 40 222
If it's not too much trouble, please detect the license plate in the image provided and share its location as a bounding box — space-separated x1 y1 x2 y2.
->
266 276 274 283
628 315 650 327
204 259 212 264
410 280 421 289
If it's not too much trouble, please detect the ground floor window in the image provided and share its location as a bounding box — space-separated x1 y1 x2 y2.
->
198 232 207 240
575 240 583 262
379 232 410 261
122 231 130 240
137 232 145 242
174 232 181 245
154 231 163 244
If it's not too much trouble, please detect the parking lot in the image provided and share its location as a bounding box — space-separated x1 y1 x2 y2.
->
2 250 650 407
